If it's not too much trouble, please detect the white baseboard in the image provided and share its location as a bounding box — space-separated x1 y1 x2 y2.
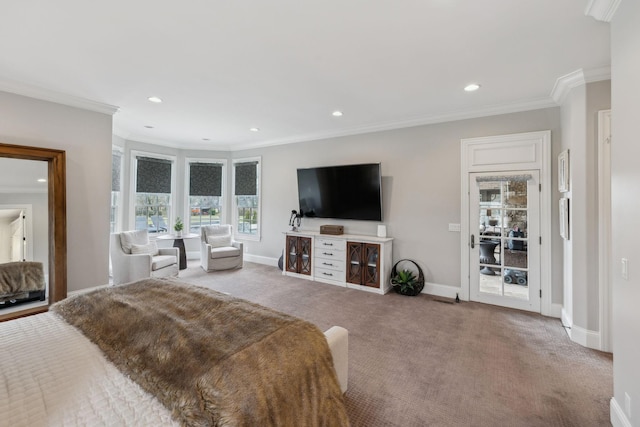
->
547 303 563 319
561 308 573 339
245 253 279 267
571 324 602 350
421 281 461 300
611 397 632 427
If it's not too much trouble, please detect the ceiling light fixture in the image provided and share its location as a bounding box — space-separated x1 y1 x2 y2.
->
464 83 481 92
250 127 260 132
37 178 46 183
202 138 210 141
147 96 163 103
332 111 343 117
144 125 154 129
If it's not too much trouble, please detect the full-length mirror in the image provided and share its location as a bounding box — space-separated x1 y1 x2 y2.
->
0 143 66 321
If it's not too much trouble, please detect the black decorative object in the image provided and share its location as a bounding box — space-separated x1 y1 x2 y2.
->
390 259 425 296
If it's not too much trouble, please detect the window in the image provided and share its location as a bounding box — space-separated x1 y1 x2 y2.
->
132 154 175 234
187 159 225 232
233 157 261 240
110 148 123 233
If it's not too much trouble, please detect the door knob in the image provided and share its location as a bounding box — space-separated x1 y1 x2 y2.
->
471 234 475 249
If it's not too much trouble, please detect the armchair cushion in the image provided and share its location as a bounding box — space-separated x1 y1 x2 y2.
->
209 246 242 259
119 230 149 254
151 255 178 270
206 234 232 248
130 241 159 256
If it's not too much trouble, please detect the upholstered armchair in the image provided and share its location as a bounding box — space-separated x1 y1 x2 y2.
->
110 230 179 285
200 225 243 271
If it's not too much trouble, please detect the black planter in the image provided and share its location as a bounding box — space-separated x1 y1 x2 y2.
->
390 259 425 296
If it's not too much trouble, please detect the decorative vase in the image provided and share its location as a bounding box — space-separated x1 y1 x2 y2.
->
176 230 182 237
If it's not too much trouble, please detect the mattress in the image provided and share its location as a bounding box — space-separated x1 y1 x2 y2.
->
0 312 178 427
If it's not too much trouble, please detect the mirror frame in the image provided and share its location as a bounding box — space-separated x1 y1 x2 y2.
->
0 142 66 321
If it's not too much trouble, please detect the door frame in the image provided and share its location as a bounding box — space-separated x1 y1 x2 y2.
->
460 131 555 316
598 110 612 352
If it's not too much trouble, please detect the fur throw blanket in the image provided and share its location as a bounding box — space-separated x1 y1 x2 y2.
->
52 279 349 427
0 261 45 302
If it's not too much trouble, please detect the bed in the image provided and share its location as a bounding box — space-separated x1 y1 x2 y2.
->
0 278 349 426
0 261 46 308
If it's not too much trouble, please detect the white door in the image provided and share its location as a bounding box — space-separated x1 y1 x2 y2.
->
469 171 540 312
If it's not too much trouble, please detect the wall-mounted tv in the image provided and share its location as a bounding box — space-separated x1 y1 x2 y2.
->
297 163 382 221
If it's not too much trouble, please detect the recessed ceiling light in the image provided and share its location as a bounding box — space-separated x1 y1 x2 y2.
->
37 178 46 183
332 111 343 117
464 83 481 92
144 125 154 129
250 127 260 132
147 96 162 103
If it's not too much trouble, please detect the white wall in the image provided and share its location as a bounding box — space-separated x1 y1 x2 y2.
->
0 91 113 292
558 79 611 341
611 0 640 424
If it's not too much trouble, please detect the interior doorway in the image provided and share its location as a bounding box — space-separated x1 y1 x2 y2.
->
469 171 541 312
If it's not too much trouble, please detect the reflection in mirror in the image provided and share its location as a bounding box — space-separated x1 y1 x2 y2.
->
0 158 49 313
0 143 66 322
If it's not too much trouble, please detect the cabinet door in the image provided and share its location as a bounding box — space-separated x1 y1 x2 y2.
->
285 235 299 273
362 243 380 288
346 242 363 284
298 237 312 276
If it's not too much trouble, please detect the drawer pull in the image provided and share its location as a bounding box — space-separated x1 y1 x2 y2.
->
322 262 334 266
322 272 333 276
323 242 334 246
323 252 333 256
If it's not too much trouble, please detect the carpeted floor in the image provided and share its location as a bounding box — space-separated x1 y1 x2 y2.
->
179 261 613 427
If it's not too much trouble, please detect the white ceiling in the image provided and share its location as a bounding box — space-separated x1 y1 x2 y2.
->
0 1 610 151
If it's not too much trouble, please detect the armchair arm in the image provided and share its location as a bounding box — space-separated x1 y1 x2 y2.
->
114 253 153 285
232 240 243 252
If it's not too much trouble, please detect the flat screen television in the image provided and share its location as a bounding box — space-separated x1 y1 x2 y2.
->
296 163 382 221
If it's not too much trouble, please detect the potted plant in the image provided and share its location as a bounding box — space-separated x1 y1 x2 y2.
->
174 217 184 237
390 259 425 296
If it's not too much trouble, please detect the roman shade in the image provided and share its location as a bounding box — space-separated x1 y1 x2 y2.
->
234 161 258 196
136 156 172 194
112 151 122 192
190 162 222 197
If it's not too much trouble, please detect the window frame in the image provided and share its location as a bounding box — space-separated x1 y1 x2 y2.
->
129 150 177 237
111 145 124 233
232 156 261 242
184 157 227 233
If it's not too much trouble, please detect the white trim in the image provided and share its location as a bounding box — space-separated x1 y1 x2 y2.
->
245 253 279 267
0 79 119 115
561 308 573 338
550 67 612 105
549 303 563 319
232 156 262 242
184 157 228 231
598 110 612 352
585 0 622 22
570 324 602 350
111 145 124 233
611 397 633 427
128 150 178 233
461 131 552 314
421 282 461 300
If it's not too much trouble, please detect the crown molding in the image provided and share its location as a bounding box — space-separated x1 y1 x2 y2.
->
227 97 559 151
0 79 119 115
550 66 611 105
585 0 622 22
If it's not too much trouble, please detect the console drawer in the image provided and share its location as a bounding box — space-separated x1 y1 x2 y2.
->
314 266 345 282
315 237 345 251
315 258 345 272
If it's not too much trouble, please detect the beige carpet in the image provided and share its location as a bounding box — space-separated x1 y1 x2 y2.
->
179 262 613 427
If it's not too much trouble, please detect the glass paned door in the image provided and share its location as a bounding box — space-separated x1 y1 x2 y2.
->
469 171 540 312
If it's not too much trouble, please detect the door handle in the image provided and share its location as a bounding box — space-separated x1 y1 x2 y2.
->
471 234 475 249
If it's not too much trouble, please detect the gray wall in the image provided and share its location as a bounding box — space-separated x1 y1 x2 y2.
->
611 0 640 422
0 194 48 271
236 107 562 301
0 91 113 292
